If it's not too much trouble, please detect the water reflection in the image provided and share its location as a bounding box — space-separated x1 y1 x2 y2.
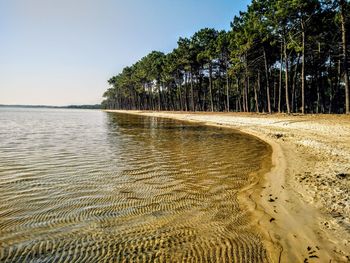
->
0 108 271 262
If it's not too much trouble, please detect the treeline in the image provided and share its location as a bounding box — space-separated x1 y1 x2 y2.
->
102 0 350 114
66 104 101 109
0 104 101 109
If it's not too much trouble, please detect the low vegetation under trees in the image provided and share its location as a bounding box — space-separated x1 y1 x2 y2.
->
102 0 350 114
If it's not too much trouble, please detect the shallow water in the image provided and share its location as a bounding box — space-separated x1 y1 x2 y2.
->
0 108 271 262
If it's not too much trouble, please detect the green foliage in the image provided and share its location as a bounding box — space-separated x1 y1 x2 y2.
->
103 0 349 114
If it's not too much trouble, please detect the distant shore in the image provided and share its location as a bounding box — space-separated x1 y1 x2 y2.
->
0 104 101 109
105 110 350 262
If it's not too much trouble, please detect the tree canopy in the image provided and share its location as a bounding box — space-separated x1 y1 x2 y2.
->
103 0 350 114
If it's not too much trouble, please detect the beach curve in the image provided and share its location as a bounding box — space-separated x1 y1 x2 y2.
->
105 110 350 262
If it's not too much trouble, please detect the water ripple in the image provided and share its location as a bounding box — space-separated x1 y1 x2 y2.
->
0 108 271 262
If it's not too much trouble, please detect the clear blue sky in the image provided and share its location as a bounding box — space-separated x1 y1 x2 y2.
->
0 0 250 106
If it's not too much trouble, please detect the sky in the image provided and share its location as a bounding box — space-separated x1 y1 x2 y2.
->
0 0 250 106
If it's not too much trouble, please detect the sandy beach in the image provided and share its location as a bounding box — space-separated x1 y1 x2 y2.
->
106 110 350 262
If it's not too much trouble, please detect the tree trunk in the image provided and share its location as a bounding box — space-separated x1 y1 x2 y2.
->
278 43 283 113
273 77 277 111
237 77 242 112
226 66 230 112
339 0 349 114
247 77 250 112
316 42 322 114
157 80 161 111
245 54 249 112
177 73 183 111
254 71 260 113
190 68 195 112
263 47 271 113
328 55 333 114
209 64 214 112
301 21 306 114
284 39 291 114
148 84 154 110
184 73 188 111
292 54 301 113
199 74 205 111
242 81 246 112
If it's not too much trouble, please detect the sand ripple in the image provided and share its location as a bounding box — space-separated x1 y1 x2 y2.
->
0 109 271 262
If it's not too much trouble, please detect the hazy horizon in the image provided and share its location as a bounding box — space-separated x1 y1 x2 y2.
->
0 0 250 106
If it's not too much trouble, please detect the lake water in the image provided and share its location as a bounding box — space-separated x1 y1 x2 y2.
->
0 108 271 262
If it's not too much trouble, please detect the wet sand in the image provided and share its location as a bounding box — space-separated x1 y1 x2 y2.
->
106 110 350 262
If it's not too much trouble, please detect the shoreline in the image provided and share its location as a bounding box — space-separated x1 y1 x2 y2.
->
105 110 349 262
